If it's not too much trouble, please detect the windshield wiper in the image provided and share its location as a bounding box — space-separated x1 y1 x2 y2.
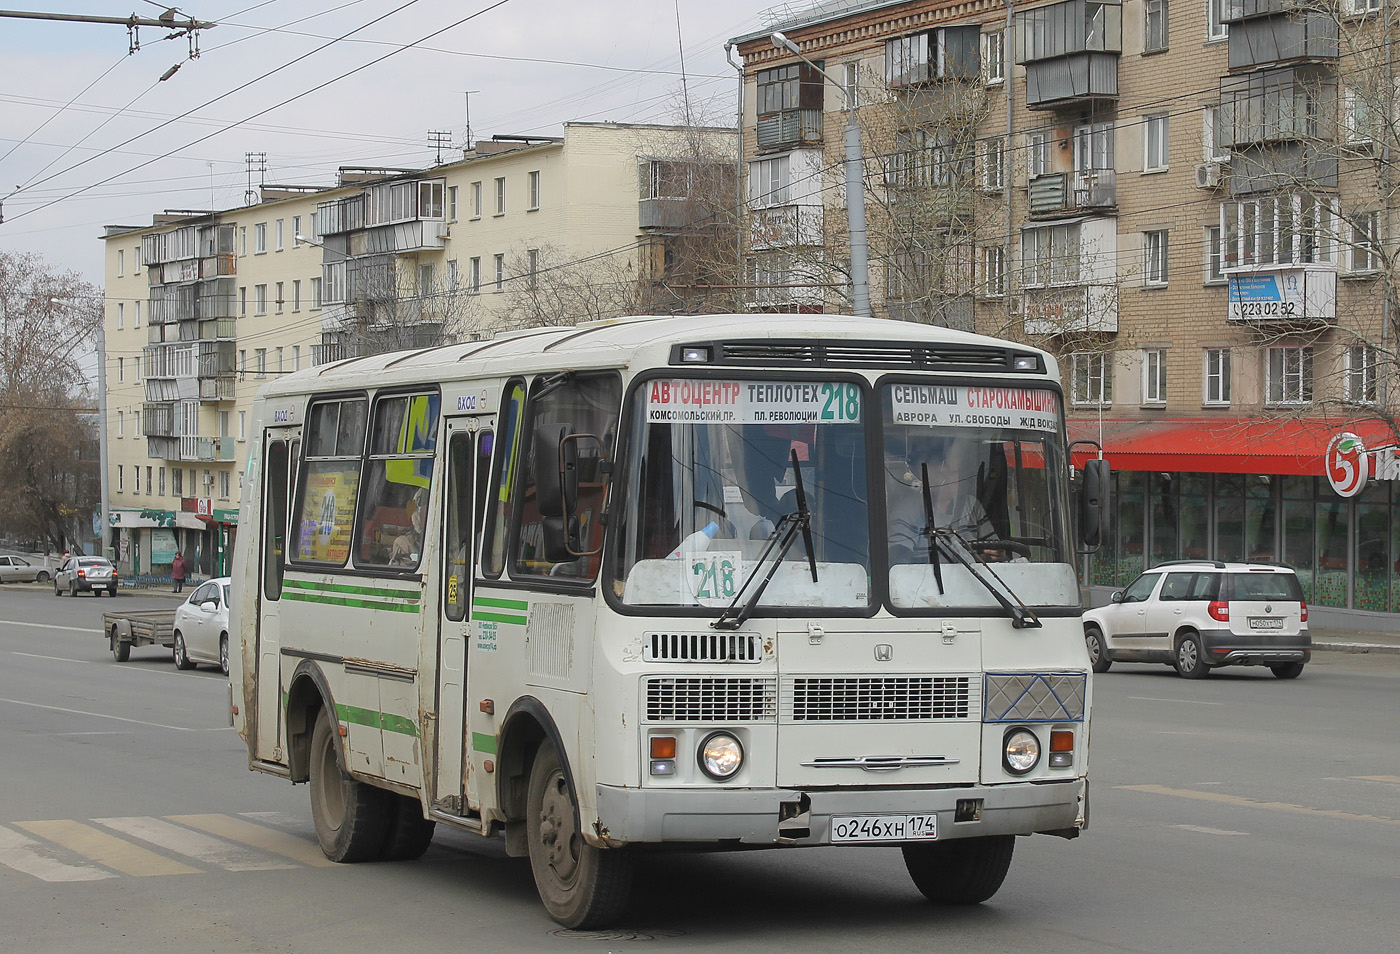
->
920 463 945 595
712 450 817 631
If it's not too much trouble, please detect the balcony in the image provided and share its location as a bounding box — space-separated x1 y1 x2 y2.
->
1016 0 1121 109
1223 0 1339 70
1023 285 1118 335
317 195 365 236
199 254 236 278
362 219 447 253
1225 262 1336 323
749 204 822 250
1227 143 1338 195
756 108 822 151
142 402 175 438
1028 170 1117 216
639 197 692 231
180 436 235 462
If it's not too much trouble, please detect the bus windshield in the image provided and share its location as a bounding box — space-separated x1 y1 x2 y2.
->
614 377 870 611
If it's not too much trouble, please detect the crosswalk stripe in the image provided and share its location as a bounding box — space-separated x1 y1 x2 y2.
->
93 816 298 872
166 814 337 867
0 826 115 882
15 820 201 876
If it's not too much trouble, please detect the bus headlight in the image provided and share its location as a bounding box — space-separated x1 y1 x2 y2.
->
698 732 743 779
1003 728 1040 775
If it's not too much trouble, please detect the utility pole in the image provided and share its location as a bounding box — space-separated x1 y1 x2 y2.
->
428 130 452 166
245 152 266 206
0 9 215 57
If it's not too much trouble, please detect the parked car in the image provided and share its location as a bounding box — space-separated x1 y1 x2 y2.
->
1082 561 1310 679
53 556 118 597
172 577 231 674
0 555 51 584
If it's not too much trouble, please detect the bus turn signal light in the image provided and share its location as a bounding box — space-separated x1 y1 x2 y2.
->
1049 729 1074 768
650 737 676 759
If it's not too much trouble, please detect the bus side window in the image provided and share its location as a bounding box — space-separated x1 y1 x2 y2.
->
263 439 289 600
482 382 526 578
292 397 367 566
444 432 473 621
355 391 441 570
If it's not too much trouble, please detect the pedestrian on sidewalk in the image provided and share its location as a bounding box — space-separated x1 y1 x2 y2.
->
171 552 187 594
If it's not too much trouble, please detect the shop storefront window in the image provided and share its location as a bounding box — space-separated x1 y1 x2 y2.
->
1244 475 1276 562
1150 472 1178 565
1214 475 1244 562
1117 471 1146 581
1315 491 1350 607
1354 482 1390 612
1282 476 1314 601
1179 474 1209 560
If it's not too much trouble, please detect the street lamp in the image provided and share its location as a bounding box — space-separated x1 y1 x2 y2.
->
771 31 871 318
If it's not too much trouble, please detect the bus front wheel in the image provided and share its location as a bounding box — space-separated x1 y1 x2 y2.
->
525 741 633 928
902 834 1015 905
309 709 390 862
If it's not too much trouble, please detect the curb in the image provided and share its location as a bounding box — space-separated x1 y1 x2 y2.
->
1313 641 1400 655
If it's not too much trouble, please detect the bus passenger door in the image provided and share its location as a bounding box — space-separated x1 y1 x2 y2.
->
256 431 298 763
434 421 489 814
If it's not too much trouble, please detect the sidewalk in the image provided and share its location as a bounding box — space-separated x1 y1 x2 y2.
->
1309 626 1400 655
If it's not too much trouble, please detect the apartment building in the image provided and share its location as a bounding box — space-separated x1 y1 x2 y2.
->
101 122 736 580
731 0 1399 620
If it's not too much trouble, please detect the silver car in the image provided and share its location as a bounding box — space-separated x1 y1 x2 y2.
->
172 577 231 674
53 556 118 597
0 555 52 584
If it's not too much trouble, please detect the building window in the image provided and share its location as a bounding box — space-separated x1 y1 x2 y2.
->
117 357 123 382
292 216 302 245
146 466 153 495
256 348 267 378
417 263 434 297
982 29 1005 84
1207 0 1228 41
471 181 482 218
255 284 267 315
276 346 284 374
158 467 166 497
275 219 284 251
254 222 267 254
469 257 481 294
494 253 505 291
527 170 540 210
293 346 301 371
239 410 247 440
1345 0 1381 14
311 277 322 309
527 248 539 290
1204 226 1225 283
240 286 247 316
447 259 459 290
494 177 506 215
1145 0 1169 52
117 409 124 437
1220 195 1338 268
1022 223 1081 287
1027 131 1050 179
275 281 284 313
172 467 183 496
1266 346 1313 405
1142 349 1167 404
448 185 459 221
982 246 1006 298
1072 352 1113 406
134 300 141 328
749 154 789 208
982 137 1005 191
117 465 123 492
1143 230 1169 285
117 302 124 330
239 226 247 256
1345 88 1380 145
1350 211 1379 273
292 279 301 311
1346 345 1378 404
239 350 247 379
220 470 231 500
1144 115 1169 171
843 61 861 108
117 249 124 276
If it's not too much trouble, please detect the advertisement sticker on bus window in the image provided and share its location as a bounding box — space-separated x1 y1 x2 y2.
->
889 385 1060 432
646 380 861 425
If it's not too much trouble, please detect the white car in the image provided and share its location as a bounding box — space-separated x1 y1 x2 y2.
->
1082 561 1311 679
172 577 232 674
0 555 51 584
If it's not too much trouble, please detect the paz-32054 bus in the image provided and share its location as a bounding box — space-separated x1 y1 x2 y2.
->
229 314 1108 928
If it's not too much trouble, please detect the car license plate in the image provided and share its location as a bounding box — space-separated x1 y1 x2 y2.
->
831 814 937 843
1249 617 1284 630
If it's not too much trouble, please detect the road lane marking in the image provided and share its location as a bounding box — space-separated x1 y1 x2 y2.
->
1120 784 1400 826
167 814 337 867
0 620 91 634
15 820 201 876
11 653 95 664
0 826 115 882
0 696 197 731
94 816 298 872
1353 775 1400 784
1129 696 1223 705
1173 824 1248 836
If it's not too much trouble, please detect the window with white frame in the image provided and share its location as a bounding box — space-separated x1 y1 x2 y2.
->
1350 211 1379 272
220 470 230 500
447 186 458 222
275 281 284 313
159 466 166 497
275 219 284 251
417 263 434 297
293 216 302 245
1072 352 1113 406
311 277 322 309
254 222 267 254
1143 230 1169 285
1266 346 1312 404
1022 222 1081 287
173 467 183 496
982 246 1006 298
1145 0 1169 51
1346 345 1378 403
1027 131 1051 179
1345 0 1382 14
117 302 124 330
238 410 247 440
1220 195 1337 268
1142 349 1167 403
494 177 506 215
749 155 790 208
1345 88 1380 144
255 284 267 315
292 279 301 311
982 137 1005 190
447 260 458 290
134 300 141 328
256 348 267 378
494 253 505 291
843 62 860 109
471 181 482 218
1207 0 1228 41
117 464 123 492
528 170 540 210
117 249 124 276
1145 114 1169 171
293 345 301 371
1074 122 1113 173
469 257 481 293
117 409 124 437
1204 226 1225 283
981 29 1005 84
527 248 539 290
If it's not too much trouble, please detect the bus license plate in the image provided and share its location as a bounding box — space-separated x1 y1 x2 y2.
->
831 814 937 843
1249 617 1284 630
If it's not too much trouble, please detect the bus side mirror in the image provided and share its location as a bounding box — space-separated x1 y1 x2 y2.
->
534 424 579 520
1078 458 1110 550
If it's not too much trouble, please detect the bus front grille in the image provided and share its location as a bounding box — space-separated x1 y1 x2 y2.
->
784 676 973 722
644 677 778 722
644 631 763 663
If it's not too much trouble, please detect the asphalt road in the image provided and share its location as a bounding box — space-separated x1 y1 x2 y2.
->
1 583 1396 953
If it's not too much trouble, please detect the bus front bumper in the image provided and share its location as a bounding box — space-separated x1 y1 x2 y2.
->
593 778 1086 847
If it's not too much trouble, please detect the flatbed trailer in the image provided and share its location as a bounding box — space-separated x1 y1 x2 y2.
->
103 609 176 662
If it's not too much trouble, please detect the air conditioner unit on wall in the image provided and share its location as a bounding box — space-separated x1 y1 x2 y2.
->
1194 162 1222 190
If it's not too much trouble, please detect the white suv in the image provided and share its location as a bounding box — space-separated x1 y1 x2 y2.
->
1082 562 1310 679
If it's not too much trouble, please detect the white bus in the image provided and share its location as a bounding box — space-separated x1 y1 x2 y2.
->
230 314 1107 928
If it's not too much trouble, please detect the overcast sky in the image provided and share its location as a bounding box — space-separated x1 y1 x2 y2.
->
0 0 788 285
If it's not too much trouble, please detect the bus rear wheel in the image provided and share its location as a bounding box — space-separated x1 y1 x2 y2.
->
902 834 1015 905
526 741 632 928
380 793 436 861
309 709 390 862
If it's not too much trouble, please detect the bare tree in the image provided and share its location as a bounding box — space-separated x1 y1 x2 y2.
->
319 253 486 360
494 244 649 330
0 251 102 551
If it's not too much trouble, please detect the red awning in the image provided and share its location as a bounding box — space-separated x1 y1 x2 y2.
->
1067 417 1399 476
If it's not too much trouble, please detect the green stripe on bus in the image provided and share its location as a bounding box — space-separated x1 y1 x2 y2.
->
472 610 527 626
472 732 498 755
284 578 421 602
335 704 420 738
379 713 420 737
473 596 528 611
284 590 421 614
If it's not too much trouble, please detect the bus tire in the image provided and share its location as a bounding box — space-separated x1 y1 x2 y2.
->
309 709 390 862
380 793 436 861
526 741 632 928
902 834 1015 905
